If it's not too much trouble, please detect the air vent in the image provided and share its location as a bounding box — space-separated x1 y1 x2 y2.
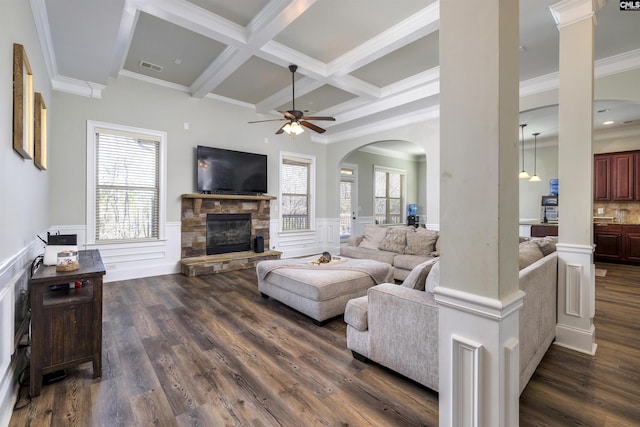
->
139 60 163 73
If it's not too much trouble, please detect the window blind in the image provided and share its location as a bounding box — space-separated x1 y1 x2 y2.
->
95 130 160 242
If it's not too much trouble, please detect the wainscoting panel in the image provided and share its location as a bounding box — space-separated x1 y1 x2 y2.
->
274 218 339 258
0 238 40 427
504 338 519 426
49 223 181 282
452 335 482 427
565 263 583 318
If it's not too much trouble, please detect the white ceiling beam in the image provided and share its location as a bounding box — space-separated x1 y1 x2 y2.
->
191 0 317 98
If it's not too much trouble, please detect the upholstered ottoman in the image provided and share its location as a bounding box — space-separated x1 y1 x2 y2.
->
256 257 393 325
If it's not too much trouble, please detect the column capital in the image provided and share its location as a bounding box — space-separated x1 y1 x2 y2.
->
549 0 605 29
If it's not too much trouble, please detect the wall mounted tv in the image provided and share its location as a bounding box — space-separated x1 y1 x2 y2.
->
197 145 267 195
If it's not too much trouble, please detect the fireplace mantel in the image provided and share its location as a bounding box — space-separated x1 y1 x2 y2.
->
182 193 276 216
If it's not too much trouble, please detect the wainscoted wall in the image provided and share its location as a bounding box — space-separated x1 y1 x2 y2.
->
47 223 182 283
271 218 341 258
47 219 342 281
0 239 42 426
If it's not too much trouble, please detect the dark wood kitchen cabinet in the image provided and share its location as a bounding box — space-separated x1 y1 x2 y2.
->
594 151 640 201
594 224 640 264
29 250 105 397
594 224 623 260
594 154 612 201
612 153 635 201
623 225 640 262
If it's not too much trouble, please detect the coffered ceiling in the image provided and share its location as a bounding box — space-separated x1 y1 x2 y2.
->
32 0 640 142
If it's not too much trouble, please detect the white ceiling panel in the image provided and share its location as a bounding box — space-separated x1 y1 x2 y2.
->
272 0 434 63
124 12 227 86
351 33 439 87
33 0 640 141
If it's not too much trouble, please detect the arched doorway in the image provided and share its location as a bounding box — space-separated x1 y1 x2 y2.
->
338 140 426 241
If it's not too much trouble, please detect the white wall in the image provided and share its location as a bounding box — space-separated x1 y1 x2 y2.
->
0 1 52 423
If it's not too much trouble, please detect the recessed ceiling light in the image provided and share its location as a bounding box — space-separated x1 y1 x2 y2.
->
603 120 615 125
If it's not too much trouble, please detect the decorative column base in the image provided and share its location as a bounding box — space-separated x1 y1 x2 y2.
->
554 243 597 355
435 286 525 427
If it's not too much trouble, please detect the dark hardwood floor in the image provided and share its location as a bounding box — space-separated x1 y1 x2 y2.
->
9 262 640 426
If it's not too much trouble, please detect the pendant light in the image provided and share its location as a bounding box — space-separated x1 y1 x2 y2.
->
518 124 530 179
529 132 541 182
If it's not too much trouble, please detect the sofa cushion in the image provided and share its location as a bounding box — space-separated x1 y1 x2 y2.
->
425 261 440 294
339 245 397 265
519 241 544 270
401 259 437 291
344 296 369 331
358 224 388 250
393 254 436 271
405 228 439 256
379 227 409 253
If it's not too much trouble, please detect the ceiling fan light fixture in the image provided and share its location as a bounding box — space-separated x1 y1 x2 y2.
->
283 121 304 136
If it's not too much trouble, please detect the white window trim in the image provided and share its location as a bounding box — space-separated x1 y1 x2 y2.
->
373 164 407 224
279 151 316 232
86 120 167 245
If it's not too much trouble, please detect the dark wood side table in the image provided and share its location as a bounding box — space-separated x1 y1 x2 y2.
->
29 249 105 397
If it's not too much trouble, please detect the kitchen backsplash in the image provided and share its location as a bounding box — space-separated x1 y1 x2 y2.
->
593 202 640 223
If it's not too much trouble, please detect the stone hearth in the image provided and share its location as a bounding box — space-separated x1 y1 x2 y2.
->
180 194 281 275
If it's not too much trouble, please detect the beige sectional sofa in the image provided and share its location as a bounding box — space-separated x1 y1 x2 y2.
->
344 237 558 395
340 224 440 281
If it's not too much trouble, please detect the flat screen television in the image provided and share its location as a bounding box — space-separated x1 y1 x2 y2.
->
197 145 268 195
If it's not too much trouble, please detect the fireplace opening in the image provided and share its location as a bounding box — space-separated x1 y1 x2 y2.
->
206 213 252 255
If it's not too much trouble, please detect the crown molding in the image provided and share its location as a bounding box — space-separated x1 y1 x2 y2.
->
549 0 595 29
316 105 440 144
52 76 105 99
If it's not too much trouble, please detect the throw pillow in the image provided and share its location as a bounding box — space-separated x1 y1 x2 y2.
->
401 259 436 291
425 261 440 294
519 241 544 270
531 236 558 256
379 228 408 253
358 224 388 250
431 233 442 257
405 229 439 256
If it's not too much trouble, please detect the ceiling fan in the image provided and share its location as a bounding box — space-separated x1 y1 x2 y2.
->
248 64 335 135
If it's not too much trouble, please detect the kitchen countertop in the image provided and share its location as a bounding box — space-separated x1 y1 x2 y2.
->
519 220 558 226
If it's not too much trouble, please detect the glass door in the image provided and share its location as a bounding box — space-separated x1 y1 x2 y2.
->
340 165 357 241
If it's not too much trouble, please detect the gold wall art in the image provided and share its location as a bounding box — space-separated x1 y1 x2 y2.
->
34 92 47 170
13 43 34 159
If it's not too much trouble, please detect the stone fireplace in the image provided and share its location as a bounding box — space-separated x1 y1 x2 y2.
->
180 194 280 276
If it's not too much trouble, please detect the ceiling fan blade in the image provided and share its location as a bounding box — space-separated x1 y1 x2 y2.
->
279 110 296 120
248 118 286 123
300 121 326 134
275 123 287 134
301 116 335 121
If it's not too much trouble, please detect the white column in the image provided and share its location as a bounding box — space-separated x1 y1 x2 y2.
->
549 0 601 355
437 0 522 425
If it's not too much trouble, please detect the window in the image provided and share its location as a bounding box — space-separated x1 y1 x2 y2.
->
87 121 166 244
374 166 405 225
280 153 315 231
